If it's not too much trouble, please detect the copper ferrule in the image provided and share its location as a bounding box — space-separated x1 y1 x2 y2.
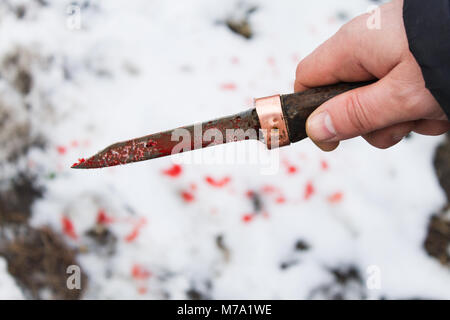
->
254 94 291 149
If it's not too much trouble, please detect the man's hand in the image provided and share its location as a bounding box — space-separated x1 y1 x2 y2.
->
295 0 450 151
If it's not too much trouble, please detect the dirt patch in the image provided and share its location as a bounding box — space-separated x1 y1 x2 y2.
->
224 4 257 39
424 134 450 267
0 173 87 299
0 174 42 226
308 266 366 300
0 227 87 299
424 214 450 266
433 135 450 201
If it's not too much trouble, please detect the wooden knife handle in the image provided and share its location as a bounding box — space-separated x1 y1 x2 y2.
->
281 81 375 143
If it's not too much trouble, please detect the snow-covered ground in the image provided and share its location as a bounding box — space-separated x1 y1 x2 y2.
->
0 0 449 299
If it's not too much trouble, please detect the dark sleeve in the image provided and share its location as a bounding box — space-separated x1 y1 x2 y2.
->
403 0 450 119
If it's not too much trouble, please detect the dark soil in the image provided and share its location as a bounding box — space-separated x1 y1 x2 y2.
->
0 174 42 226
0 174 87 299
424 134 450 267
424 215 450 266
0 227 87 299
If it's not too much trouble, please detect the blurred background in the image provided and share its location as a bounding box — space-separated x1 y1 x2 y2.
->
0 0 449 300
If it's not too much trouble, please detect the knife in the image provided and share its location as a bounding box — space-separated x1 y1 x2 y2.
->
72 81 374 169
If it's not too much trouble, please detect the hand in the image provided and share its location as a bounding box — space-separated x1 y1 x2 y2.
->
294 0 450 151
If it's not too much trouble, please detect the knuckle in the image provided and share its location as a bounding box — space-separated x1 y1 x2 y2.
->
343 92 373 134
295 61 304 79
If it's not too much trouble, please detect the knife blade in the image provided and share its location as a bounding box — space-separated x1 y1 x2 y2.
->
72 81 374 169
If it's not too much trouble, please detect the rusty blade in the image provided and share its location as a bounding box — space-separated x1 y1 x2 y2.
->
72 108 261 169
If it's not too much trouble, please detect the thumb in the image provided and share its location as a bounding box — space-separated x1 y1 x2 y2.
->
306 74 415 143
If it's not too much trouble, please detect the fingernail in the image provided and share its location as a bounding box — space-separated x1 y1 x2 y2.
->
307 112 337 142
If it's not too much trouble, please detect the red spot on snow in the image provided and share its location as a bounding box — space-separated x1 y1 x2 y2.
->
321 160 329 171
205 176 231 188
231 57 240 65
71 140 79 148
162 164 182 178
246 190 255 198
267 56 276 66
328 192 344 204
190 183 197 191
131 264 152 280
181 190 195 203
138 287 148 295
262 185 277 194
242 214 254 223
304 181 315 200
96 209 114 225
56 146 67 155
276 196 286 204
125 218 147 243
61 216 77 240
220 83 237 91
287 165 298 175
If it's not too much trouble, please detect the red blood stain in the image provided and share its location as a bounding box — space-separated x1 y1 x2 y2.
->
190 183 197 191
57 146 67 155
138 287 148 295
181 190 195 203
282 159 299 175
321 160 329 171
131 264 152 280
162 164 182 178
261 185 277 194
231 57 240 65
96 209 114 225
205 176 231 188
276 196 286 204
267 56 276 66
287 165 298 175
242 214 254 223
72 158 85 167
328 192 344 204
220 83 237 91
61 216 77 240
71 140 79 148
125 228 139 243
125 218 147 243
147 140 157 148
246 190 255 198
304 181 315 200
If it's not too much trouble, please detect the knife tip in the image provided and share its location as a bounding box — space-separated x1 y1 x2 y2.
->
71 158 87 169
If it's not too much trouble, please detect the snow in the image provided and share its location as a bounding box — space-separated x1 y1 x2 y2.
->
0 258 24 300
0 0 449 299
